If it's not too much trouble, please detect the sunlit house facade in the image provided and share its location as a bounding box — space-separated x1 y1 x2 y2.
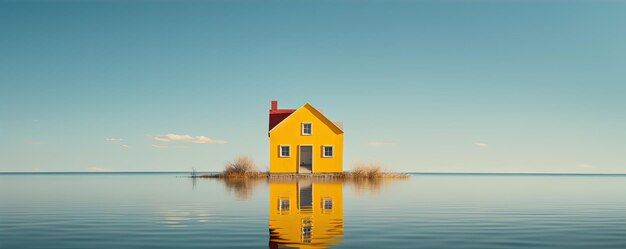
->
268 101 344 173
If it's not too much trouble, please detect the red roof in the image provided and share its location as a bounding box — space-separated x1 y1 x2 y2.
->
267 101 343 134
269 109 296 131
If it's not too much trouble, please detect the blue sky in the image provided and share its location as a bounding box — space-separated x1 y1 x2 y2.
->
1 0 625 173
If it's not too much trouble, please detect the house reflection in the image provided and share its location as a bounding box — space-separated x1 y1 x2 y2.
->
269 180 344 249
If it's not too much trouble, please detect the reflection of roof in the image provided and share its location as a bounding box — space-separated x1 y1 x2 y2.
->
269 109 296 131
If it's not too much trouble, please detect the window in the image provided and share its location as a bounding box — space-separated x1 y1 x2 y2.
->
323 146 333 158
279 145 290 157
322 197 333 213
278 198 290 213
301 218 312 242
302 123 312 135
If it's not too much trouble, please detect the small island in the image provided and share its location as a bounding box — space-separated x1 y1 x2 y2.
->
194 156 409 180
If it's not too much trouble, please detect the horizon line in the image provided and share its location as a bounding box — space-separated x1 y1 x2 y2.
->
1 171 626 176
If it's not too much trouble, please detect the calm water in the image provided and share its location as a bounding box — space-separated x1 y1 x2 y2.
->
2 173 626 248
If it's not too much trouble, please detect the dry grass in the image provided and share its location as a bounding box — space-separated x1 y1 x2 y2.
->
223 156 258 177
347 162 409 180
194 159 408 181
189 161 410 198
350 163 383 179
345 162 409 195
195 156 267 179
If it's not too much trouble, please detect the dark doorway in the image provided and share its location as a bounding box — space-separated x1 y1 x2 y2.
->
299 145 312 173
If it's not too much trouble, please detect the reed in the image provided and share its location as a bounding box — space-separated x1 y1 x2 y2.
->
348 162 408 179
350 163 383 179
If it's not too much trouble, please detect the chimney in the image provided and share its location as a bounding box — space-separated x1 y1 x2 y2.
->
271 100 278 111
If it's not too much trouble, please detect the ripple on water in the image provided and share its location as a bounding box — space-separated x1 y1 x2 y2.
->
2 173 626 248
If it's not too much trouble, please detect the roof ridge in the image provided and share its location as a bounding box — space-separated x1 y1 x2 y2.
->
268 103 343 134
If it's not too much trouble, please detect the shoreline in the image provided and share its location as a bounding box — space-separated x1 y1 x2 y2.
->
193 172 410 179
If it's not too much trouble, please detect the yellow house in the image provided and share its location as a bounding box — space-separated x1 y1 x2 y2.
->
268 101 344 173
269 180 344 248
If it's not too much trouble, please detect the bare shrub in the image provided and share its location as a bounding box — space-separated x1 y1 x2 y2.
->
223 156 257 177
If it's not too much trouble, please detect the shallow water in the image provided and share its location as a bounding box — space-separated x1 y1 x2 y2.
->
1 173 626 248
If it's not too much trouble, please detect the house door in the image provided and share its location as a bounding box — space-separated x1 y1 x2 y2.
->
299 145 313 173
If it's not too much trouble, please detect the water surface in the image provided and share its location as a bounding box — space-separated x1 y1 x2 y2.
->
2 173 626 248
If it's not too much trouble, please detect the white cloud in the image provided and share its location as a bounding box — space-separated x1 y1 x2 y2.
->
151 144 170 149
366 141 396 146
153 134 227 144
105 138 124 141
84 167 112 172
121 144 129 148
474 142 489 148
577 164 593 168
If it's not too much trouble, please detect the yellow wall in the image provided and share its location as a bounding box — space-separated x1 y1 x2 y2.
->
269 181 344 249
269 104 344 173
